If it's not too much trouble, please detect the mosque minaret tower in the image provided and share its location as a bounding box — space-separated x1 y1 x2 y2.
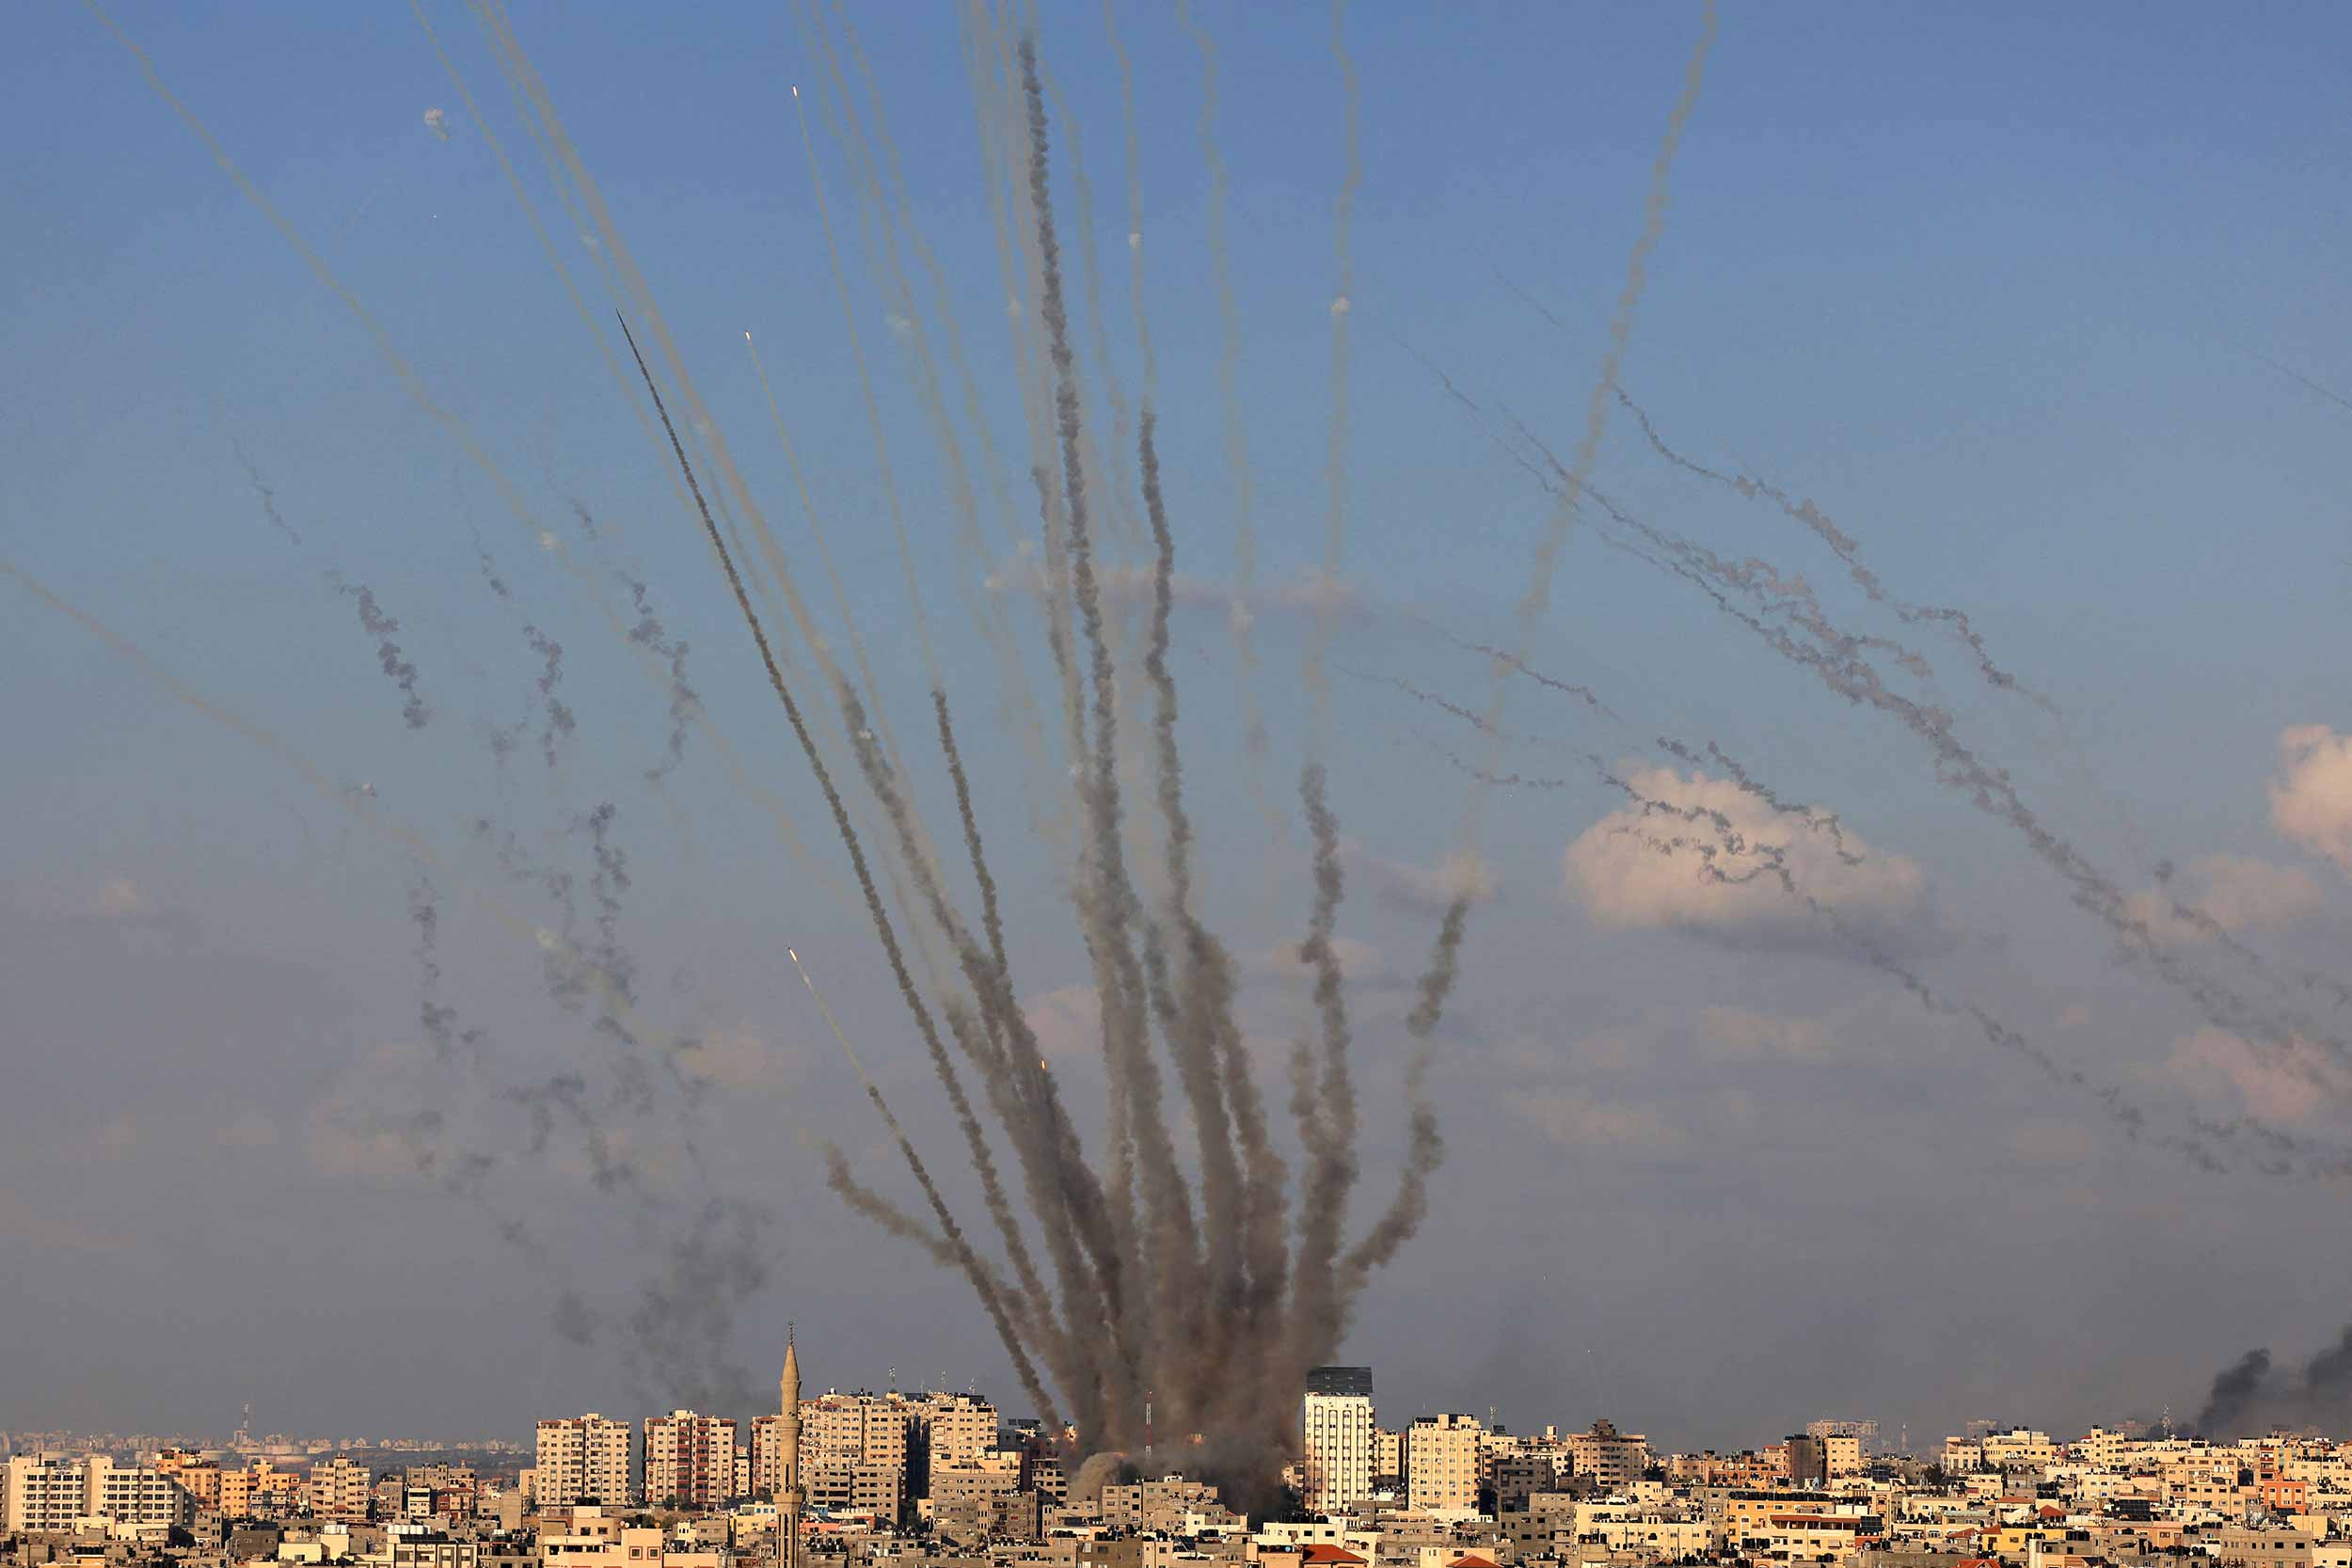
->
779 1326 802 1568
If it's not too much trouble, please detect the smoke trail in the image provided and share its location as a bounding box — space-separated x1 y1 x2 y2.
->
834 689 1070 1379
1455 741 2328 1179
928 683 1124 1428
1418 330 2352 1117
1410 616 1618 721
329 575 430 730
1481 427 2352 1103
823 1142 958 1263
1136 407 1254 1386
233 441 305 547
622 578 698 782
523 625 574 767
2241 345 2352 420
784 72 944 686
1628 508 2352 1087
1341 895 1461 1282
1303 0 1364 759
1343 664 1518 739
1104 0 1156 402
798 10 1069 858
621 311 1058 1427
1489 0 1717 708
1288 764 1360 1367
1022 33 1200 1376
1651 736 1862 866
1614 384 2054 710
410 876 484 1068
1171 0 1283 834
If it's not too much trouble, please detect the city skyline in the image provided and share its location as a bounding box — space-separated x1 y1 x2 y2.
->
8 0 2352 1473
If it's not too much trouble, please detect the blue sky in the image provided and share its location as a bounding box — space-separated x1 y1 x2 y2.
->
5 2 2352 1452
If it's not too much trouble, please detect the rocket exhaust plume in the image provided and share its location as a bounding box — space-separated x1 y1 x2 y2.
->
585 28 1473 1511
331 575 431 730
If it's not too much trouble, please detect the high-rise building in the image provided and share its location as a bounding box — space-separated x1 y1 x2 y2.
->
643 1413 739 1511
1302 1367 1375 1517
535 1416 636 1509
1405 1415 1483 1513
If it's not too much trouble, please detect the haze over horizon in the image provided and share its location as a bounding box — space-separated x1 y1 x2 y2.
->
6 1 2352 1461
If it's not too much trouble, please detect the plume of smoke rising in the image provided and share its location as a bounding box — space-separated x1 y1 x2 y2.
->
1024 34 1204 1396
2195 1323 2352 1436
1288 764 1361 1366
622 1196 771 1415
329 574 430 730
294 8 1488 1502
622 308 1062 1426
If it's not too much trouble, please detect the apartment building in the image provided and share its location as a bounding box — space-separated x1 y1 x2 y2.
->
4 1453 195 1532
537 1416 637 1509
310 1456 373 1522
1303 1367 1376 1517
1406 1416 1484 1514
644 1413 739 1511
919 1394 998 1481
1567 1420 1651 1492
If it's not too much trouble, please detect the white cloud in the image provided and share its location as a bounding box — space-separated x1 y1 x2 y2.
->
2164 1026 2352 1126
2271 725 2352 875
1562 765 1941 956
2122 854 2324 944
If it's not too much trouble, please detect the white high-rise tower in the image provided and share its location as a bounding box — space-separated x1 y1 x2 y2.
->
1302 1366 1375 1516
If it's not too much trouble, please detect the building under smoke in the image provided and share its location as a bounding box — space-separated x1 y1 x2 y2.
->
1302 1366 1375 1516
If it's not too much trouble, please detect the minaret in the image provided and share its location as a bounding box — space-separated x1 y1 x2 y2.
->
779 1325 802 1568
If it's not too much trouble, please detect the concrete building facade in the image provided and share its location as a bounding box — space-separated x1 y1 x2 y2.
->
536 1417 636 1510
1303 1367 1376 1517
643 1413 739 1511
